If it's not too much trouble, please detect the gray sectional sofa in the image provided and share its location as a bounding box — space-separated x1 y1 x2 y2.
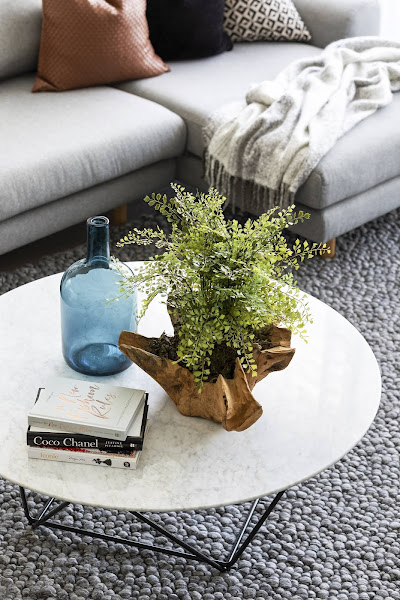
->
1 0 397 256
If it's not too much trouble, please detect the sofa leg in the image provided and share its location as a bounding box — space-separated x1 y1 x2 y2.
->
321 238 336 259
111 204 128 226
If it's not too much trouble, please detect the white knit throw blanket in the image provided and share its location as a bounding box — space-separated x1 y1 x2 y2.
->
204 37 400 212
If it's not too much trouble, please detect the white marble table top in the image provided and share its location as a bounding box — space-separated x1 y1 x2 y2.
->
0 263 381 512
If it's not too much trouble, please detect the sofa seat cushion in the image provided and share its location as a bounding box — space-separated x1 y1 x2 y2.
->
117 42 400 210
117 43 319 158
295 93 400 210
0 76 186 221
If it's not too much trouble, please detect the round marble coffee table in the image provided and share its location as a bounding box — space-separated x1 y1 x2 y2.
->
0 263 381 571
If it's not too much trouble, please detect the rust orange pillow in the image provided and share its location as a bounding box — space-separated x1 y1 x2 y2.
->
32 0 169 92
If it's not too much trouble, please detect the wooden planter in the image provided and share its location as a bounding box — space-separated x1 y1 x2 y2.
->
119 325 295 432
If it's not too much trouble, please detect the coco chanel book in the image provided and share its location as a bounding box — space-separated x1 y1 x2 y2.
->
27 397 149 453
28 377 146 440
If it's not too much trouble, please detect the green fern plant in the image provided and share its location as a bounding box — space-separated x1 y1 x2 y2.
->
115 184 328 388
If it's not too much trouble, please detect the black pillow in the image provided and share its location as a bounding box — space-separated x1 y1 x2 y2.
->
146 0 233 61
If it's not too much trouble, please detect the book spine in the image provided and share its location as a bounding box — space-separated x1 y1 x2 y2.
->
28 446 140 470
27 416 126 441
26 431 141 453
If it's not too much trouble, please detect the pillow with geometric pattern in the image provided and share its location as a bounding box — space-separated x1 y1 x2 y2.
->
224 0 311 44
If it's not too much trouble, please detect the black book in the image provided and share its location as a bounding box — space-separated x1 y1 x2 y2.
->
27 389 148 454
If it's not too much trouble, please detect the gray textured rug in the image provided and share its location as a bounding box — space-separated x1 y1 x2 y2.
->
0 209 399 600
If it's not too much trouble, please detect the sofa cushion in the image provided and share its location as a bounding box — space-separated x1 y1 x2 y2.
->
295 93 400 210
0 0 42 80
146 0 232 61
0 76 186 221
33 0 168 92
293 0 381 50
116 43 320 157
117 42 400 210
224 0 311 44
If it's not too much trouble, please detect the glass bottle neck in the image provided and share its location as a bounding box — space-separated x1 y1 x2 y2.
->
87 216 110 265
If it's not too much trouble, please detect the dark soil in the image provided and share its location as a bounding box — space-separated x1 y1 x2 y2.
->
253 326 274 350
148 327 274 382
149 332 179 362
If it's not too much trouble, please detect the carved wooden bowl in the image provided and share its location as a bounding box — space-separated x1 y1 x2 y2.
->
119 325 295 432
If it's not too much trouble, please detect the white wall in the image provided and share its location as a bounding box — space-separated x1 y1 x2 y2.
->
380 0 400 40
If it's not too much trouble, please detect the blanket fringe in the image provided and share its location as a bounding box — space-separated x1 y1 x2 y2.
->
204 152 295 215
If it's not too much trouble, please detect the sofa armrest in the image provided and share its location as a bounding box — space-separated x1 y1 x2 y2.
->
293 0 381 48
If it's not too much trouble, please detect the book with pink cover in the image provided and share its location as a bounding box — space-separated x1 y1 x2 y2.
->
28 377 146 440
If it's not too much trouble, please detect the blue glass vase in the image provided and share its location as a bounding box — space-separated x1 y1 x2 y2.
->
60 216 136 376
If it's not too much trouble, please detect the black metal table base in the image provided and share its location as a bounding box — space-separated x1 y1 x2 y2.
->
19 487 285 572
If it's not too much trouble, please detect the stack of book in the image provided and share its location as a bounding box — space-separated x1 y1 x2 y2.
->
27 377 148 470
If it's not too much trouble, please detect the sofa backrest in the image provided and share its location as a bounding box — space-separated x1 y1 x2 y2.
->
0 0 42 80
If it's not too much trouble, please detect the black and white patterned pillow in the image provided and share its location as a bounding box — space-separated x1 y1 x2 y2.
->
224 0 311 43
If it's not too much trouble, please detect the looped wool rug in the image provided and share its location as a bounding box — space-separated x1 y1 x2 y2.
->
0 208 399 600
